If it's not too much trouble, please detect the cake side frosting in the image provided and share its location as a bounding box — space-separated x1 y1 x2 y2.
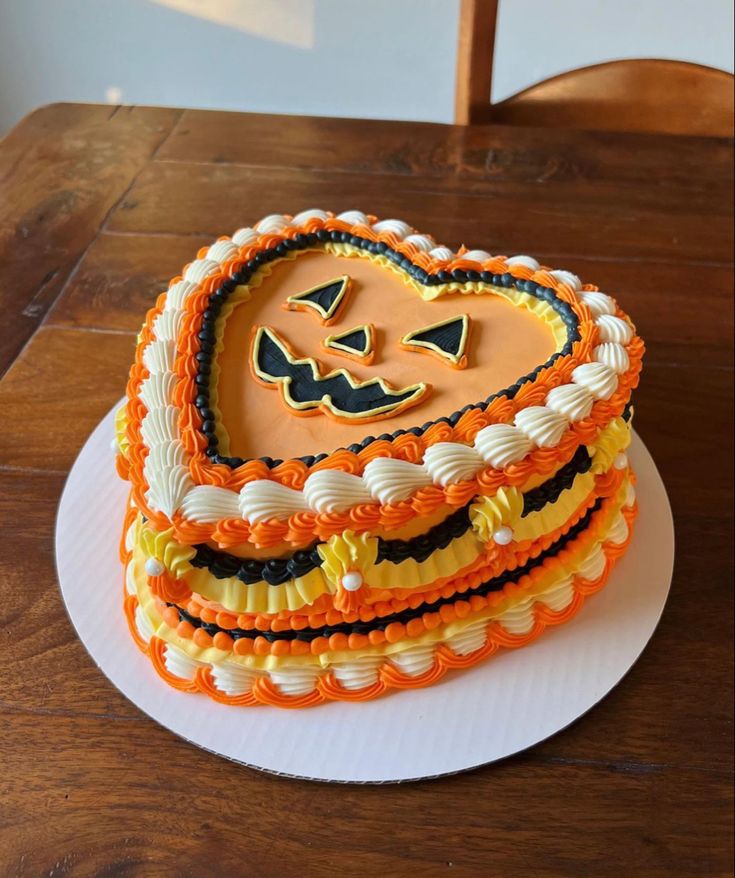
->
115 209 643 708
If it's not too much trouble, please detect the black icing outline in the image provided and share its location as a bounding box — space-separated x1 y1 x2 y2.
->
189 445 594 585
173 498 603 642
192 230 581 468
401 314 470 367
284 275 350 322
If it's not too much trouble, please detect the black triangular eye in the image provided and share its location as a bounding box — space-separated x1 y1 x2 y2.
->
322 324 375 364
401 314 471 369
284 275 351 325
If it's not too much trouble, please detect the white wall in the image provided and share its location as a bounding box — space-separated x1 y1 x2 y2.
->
0 0 733 134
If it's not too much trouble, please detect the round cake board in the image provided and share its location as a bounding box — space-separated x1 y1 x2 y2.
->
56 404 674 784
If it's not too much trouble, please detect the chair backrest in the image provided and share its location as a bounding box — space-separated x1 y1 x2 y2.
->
454 0 735 137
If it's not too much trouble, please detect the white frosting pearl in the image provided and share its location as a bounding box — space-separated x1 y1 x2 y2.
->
493 526 514 545
613 452 629 470
145 557 165 577
110 436 119 452
341 571 364 592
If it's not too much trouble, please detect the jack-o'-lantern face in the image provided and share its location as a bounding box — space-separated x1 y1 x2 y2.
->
214 248 558 462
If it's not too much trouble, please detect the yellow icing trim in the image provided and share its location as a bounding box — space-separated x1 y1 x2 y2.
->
371 529 484 592
130 476 631 671
186 565 330 614
114 405 129 457
513 472 596 542
138 525 195 578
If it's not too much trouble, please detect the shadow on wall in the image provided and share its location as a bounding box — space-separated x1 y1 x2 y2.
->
151 0 315 47
0 0 458 134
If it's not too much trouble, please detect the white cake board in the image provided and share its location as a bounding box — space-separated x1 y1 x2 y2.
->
55 404 673 783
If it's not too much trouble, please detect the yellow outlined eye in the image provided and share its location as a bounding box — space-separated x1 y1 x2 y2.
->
400 314 471 370
283 275 351 325
322 324 376 365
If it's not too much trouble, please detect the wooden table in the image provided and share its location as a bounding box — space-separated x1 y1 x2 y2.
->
0 103 732 877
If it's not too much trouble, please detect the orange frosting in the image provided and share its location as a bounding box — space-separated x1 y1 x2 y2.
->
217 250 557 461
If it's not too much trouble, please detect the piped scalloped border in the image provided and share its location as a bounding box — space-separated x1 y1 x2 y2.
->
117 210 643 548
123 501 637 708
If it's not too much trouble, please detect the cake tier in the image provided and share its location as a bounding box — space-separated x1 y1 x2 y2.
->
122 471 637 706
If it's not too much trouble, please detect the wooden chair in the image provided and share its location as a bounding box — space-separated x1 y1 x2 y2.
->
455 0 735 137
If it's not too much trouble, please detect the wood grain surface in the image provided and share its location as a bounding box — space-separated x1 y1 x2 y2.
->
0 104 732 878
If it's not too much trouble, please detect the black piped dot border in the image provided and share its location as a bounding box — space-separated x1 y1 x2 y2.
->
191 231 582 469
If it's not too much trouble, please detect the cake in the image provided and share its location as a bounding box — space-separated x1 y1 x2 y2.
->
115 209 643 708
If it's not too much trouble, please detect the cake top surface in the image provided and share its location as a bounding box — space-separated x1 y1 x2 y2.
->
217 248 558 462
117 209 643 547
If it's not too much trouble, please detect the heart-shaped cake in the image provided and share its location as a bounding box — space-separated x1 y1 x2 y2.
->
115 209 643 707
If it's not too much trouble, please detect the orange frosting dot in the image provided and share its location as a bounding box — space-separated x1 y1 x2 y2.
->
310 637 330 655
253 637 271 656
328 633 349 651
406 618 425 638
290 639 311 655
348 633 369 650
193 628 213 649
368 629 386 646
162 606 180 629
385 622 406 643
271 639 291 657
233 637 253 656
212 631 234 651
439 605 456 624
454 600 471 619
176 620 195 639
